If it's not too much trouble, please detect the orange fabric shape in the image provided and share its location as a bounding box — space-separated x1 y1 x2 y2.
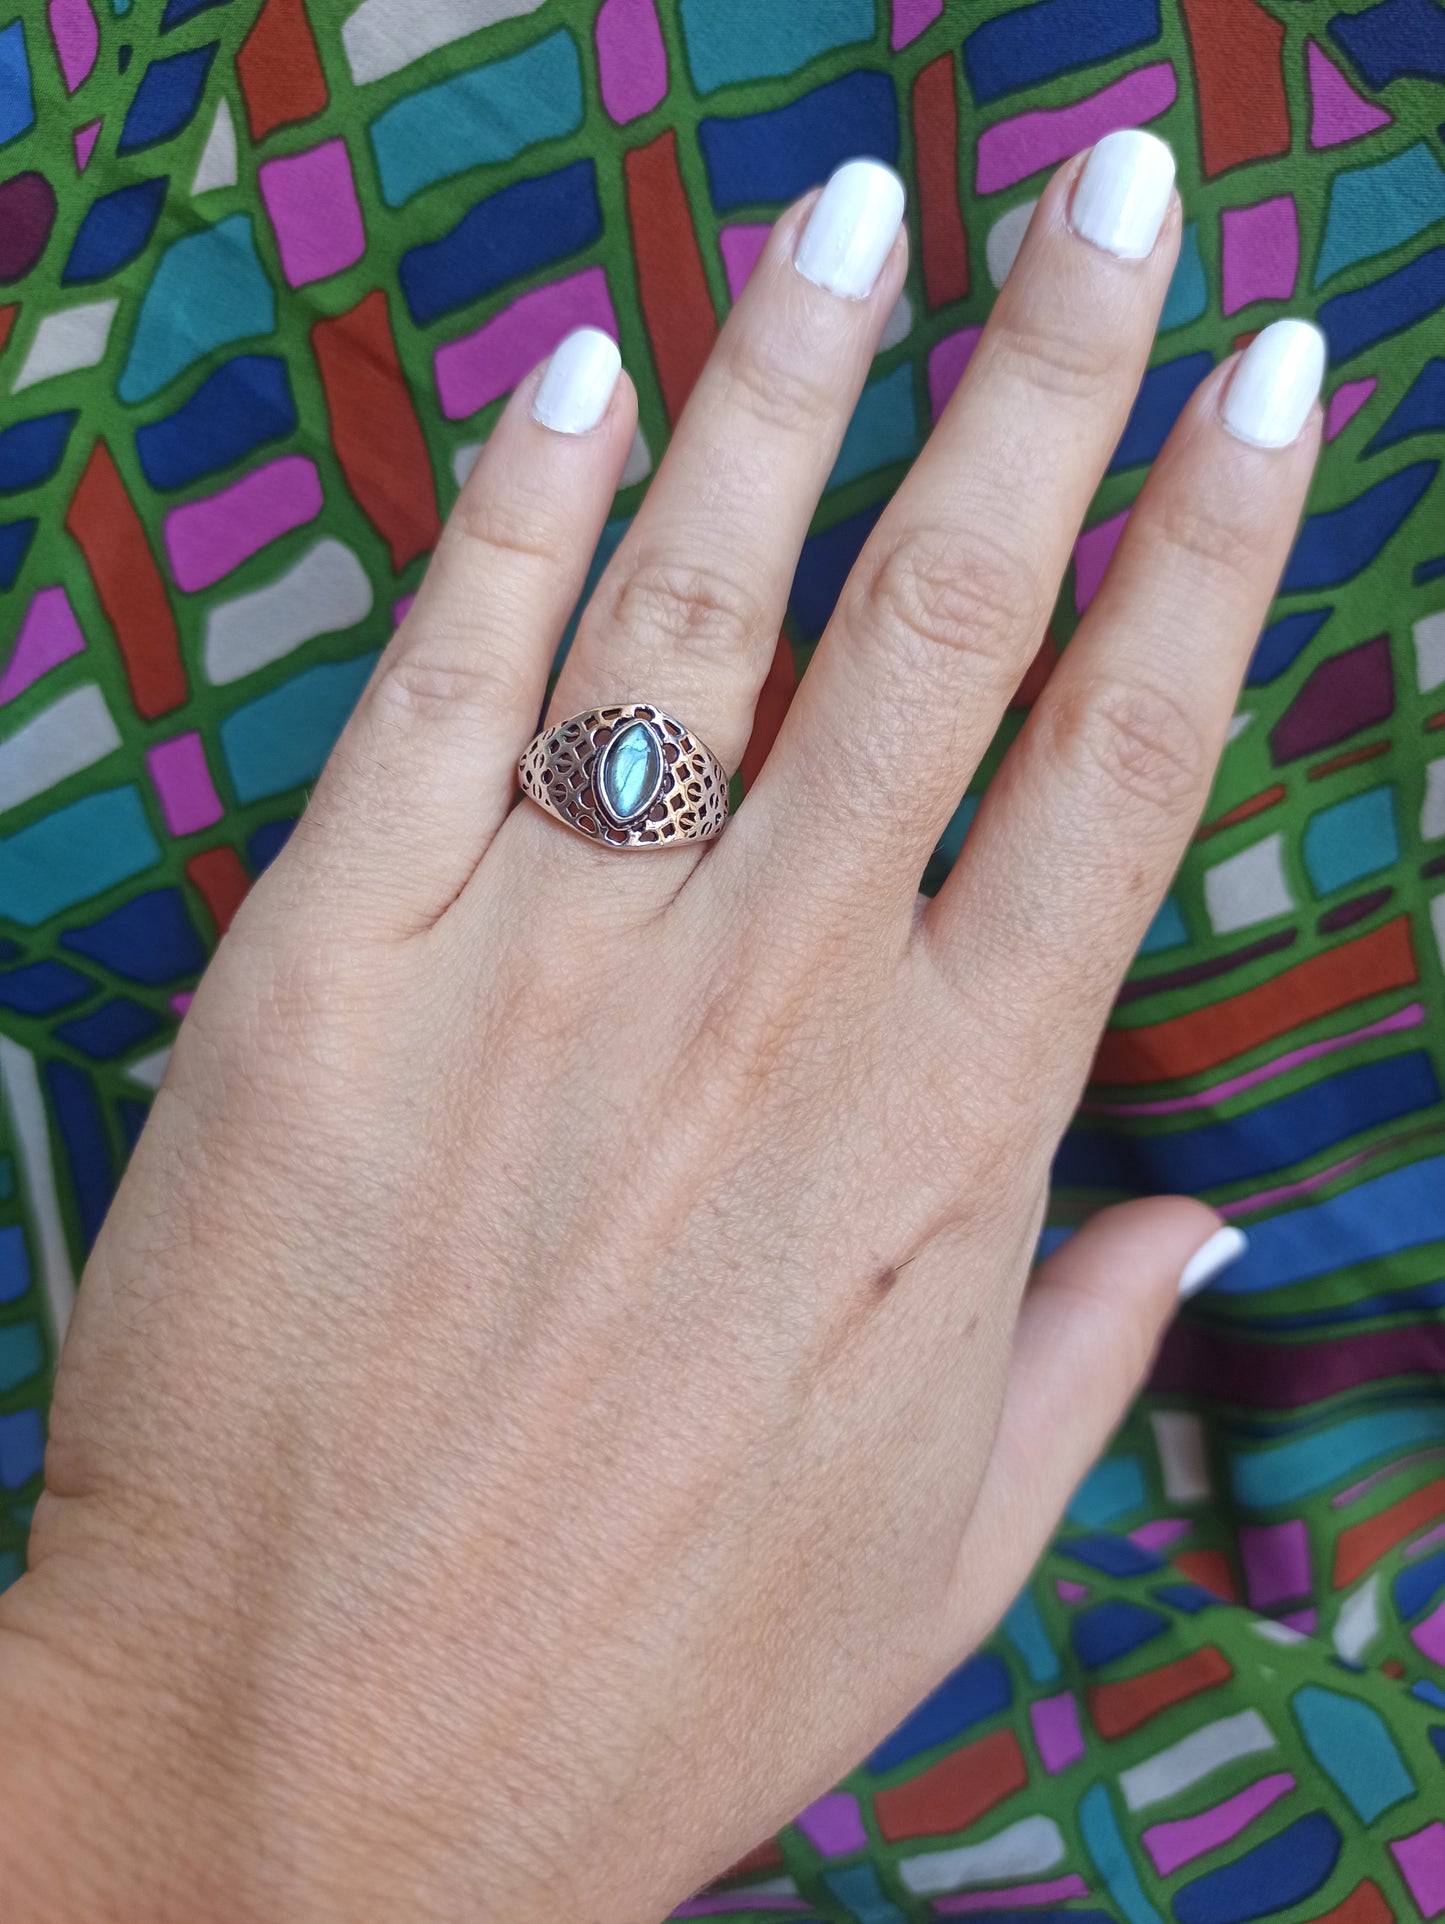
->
1173 1549 1238 1603
312 291 441 573
1088 1644 1232 1740
873 1726 1028 1842
1179 0 1291 175
1335 1475 1445 1589
186 846 251 936
624 130 718 425
65 439 187 720
1305 1882 1395 1924
237 0 328 143
912 52 969 310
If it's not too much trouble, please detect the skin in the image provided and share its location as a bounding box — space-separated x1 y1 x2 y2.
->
0 153 1320 1923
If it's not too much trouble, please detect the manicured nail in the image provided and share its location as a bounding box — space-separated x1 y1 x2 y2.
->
1178 1226 1248 1300
1221 319 1327 448
795 158 907 300
1070 128 1176 260
532 328 621 434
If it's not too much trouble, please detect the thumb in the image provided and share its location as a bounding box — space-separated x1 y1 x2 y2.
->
950 1199 1245 1635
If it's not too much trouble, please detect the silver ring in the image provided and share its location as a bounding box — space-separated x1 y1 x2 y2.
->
518 704 729 849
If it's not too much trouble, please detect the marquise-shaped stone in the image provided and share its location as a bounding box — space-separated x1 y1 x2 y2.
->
598 719 663 824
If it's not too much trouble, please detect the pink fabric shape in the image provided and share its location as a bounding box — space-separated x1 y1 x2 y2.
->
1030 1691 1084 1772
1411 1597 1445 1664
147 733 223 836
1239 1519 1311 1608
1326 376 1377 439
1073 509 1129 612
927 326 982 420
719 224 771 300
1279 1605 1317 1633
1308 40 1391 148
73 117 100 169
891 0 942 48
1222 196 1300 316
1056 1578 1089 1602
0 586 85 703
171 991 194 1016
1393 1823 1445 1920
672 1899 807 1917
392 593 416 627
977 63 1177 195
259 139 365 288
435 267 618 421
48 0 97 92
936 1877 1090 1914
1131 1518 1191 1552
1143 1773 1296 1877
594 0 667 124
794 1791 867 1856
164 456 323 592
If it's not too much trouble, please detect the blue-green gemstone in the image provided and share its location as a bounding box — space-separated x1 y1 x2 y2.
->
599 720 662 823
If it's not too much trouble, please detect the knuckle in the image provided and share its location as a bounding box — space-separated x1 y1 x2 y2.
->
719 326 836 441
371 638 514 731
1153 487 1274 584
989 313 1119 406
851 526 1042 684
1051 673 1208 818
450 483 560 572
602 556 762 662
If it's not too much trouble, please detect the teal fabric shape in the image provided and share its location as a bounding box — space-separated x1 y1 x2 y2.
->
118 214 276 402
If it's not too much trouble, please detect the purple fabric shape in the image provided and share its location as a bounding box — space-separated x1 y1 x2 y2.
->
0 585 85 703
595 0 667 123
1222 195 1300 316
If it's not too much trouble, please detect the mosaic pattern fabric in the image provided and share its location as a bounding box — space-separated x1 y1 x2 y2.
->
2 0 1445 1916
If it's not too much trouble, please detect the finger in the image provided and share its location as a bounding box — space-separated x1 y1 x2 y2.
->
737 132 1179 913
930 321 1325 1088
535 161 907 796
280 332 635 936
947 1200 1244 1639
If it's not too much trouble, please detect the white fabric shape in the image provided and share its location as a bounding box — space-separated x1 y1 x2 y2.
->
343 0 547 84
986 200 1037 289
12 299 118 391
191 97 237 194
1413 609 1445 694
0 684 120 815
204 540 373 684
900 1816 1065 1895
1422 755 1445 842
1120 1709 1276 1811
1150 1410 1212 1503
1204 832 1293 934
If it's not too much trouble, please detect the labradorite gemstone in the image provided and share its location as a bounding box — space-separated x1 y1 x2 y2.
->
599 720 662 822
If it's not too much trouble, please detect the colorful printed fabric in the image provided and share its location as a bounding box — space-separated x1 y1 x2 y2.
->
2 0 1445 1917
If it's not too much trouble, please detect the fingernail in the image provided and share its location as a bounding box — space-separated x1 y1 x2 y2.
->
1221 319 1328 448
1179 1226 1248 1300
795 158 907 300
531 328 622 434
1070 128 1176 260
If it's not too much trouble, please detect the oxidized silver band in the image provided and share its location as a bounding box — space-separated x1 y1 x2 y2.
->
518 704 729 849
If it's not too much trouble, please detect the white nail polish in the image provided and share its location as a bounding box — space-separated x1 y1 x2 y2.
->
531 328 621 434
1070 129 1176 260
795 158 906 300
1178 1226 1248 1300
1222 319 1328 448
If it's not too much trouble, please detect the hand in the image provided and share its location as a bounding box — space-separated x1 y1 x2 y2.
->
3 137 1323 1924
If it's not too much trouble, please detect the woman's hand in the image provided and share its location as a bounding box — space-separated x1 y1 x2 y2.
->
3 137 1323 1924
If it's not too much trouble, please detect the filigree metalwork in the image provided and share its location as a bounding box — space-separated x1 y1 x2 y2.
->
518 703 730 848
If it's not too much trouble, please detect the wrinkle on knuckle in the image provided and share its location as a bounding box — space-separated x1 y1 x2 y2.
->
1152 486 1273 586
718 324 837 441
1050 673 1207 820
601 556 763 663
850 526 1042 686
987 311 1120 407
371 641 515 731
449 485 561 573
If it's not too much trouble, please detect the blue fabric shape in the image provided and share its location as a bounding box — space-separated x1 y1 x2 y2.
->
44 1059 112 1247
1063 1531 1163 1577
0 1323 44 1394
1303 786 1399 893
1293 1687 1414 1822
0 518 36 591
1111 353 1212 470
220 653 379 804
1283 460 1438 592
370 32 582 207
1161 222 1207 330
1174 1813 1340 1924
0 787 162 929
0 1225 29 1303
1246 608 1331 686
63 888 207 984
63 176 168 282
134 355 296 491
930 795 980 881
1233 1407 1445 1506
866 1654 1011 1771
1071 1600 1169 1668
681 0 875 91
1330 0 1445 87
1432 1725 1445 1763
1067 1460 1150 1529
964 0 1161 103
1140 896 1188 953
1415 1679 1445 1709
1002 1588 1060 1683
830 367 920 490
1079 1783 1165 1924
0 960 93 1014
1395 1548 1445 1622
0 21 33 146
1417 553 1445 585
1319 244 1445 363
1154 1583 1222 1614
1057 1053 1439 1195
1213 1153 1445 1294
699 71 899 211
160 0 231 25
0 1409 44 1491
0 411 76 493
1368 357 1445 453
247 818 296 873
117 42 217 153
1316 141 1445 286
399 160 600 326
55 997 164 1061
791 500 885 638
824 1864 908 1924
117 1097 149 1152
119 214 275 403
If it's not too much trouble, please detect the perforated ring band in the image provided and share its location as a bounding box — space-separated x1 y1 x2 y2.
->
518 704 730 849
